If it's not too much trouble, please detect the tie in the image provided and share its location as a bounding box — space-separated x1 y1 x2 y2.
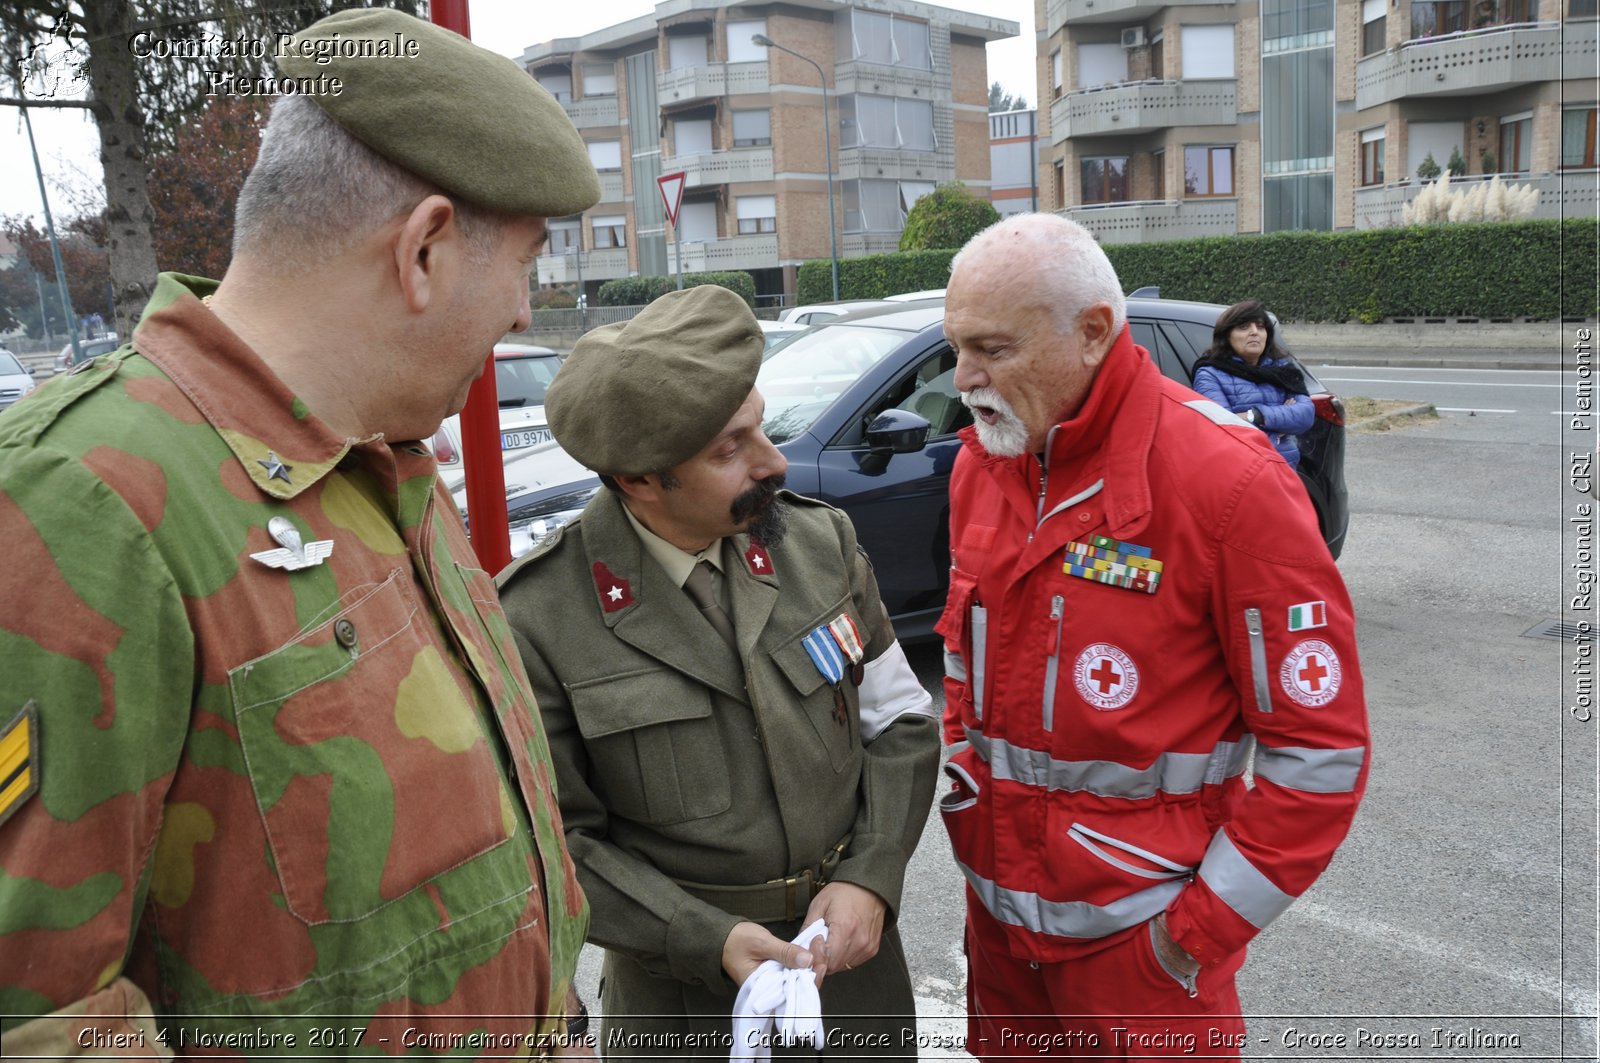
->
684 560 736 648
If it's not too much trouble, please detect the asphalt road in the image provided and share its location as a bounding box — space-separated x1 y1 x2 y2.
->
578 366 1600 1061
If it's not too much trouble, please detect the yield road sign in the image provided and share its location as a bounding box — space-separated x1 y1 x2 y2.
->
658 171 687 227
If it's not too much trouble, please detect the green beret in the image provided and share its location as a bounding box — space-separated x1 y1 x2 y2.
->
279 9 599 217
547 286 764 475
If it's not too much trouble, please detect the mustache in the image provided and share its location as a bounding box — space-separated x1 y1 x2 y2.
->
730 474 786 524
733 474 790 547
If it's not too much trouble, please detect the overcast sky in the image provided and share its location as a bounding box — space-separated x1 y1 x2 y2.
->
1 0 1034 225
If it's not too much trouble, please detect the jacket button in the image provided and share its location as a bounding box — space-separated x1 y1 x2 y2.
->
1078 512 1091 522
334 618 358 650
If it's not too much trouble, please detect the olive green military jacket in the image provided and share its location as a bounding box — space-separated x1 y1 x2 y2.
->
498 489 939 991
0 275 586 1055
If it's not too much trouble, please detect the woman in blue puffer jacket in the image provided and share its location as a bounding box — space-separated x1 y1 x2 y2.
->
1191 300 1316 468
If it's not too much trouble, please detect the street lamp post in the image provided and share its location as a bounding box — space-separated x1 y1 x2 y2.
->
752 34 840 301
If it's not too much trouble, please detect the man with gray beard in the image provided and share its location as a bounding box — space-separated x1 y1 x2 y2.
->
497 285 939 1058
937 215 1369 1060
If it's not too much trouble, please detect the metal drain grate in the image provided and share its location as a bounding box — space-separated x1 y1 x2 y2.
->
1522 619 1594 642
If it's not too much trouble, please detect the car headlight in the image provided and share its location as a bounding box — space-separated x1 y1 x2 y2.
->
507 484 601 557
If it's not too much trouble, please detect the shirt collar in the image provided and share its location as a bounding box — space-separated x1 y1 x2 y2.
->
621 501 725 588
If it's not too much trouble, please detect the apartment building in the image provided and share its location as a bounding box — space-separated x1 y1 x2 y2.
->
990 107 1040 214
525 0 1018 302
1037 0 1598 242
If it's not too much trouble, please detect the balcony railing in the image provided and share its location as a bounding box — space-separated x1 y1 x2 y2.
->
1355 21 1596 108
666 233 778 273
594 172 625 203
537 248 631 287
656 61 769 105
667 147 775 187
1059 198 1237 244
1353 170 1597 228
1045 0 1213 33
1050 79 1237 143
562 96 619 129
837 147 947 184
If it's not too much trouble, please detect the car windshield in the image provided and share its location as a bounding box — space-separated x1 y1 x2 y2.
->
757 324 912 444
496 355 561 409
0 352 23 375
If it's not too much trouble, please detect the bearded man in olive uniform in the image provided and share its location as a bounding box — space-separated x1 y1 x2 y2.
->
498 285 940 1057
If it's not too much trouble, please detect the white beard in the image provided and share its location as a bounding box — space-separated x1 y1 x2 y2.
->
962 386 1029 458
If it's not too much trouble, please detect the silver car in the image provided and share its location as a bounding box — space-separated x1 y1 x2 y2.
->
0 349 37 412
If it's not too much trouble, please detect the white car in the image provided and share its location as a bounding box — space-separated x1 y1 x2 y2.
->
884 289 946 302
778 299 898 325
759 320 807 355
431 344 563 493
0 348 36 412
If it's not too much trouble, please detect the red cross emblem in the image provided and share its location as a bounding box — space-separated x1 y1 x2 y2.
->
1073 643 1138 711
1280 639 1342 707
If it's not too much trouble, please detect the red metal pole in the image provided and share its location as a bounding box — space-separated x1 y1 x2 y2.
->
431 0 513 573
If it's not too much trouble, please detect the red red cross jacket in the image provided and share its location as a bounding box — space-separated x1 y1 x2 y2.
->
936 328 1370 967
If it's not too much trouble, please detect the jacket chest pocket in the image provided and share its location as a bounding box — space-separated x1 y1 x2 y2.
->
570 669 731 825
229 571 514 925
770 613 860 774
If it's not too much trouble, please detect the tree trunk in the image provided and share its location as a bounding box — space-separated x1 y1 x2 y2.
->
79 0 157 338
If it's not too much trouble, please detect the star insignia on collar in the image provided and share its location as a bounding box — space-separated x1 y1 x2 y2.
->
607 585 624 602
257 451 293 484
745 542 774 576
592 561 633 613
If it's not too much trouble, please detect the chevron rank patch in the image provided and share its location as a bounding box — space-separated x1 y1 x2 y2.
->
1064 536 1164 595
0 702 40 828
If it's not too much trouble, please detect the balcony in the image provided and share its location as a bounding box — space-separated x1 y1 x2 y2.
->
1060 198 1237 244
841 233 905 258
537 248 630 287
656 61 768 105
1045 0 1214 32
594 172 625 203
1353 170 1598 228
667 147 774 187
838 148 947 184
667 234 778 273
1355 21 1598 109
1050 80 1236 143
562 96 619 129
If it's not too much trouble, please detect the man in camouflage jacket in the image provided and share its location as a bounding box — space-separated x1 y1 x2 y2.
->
0 11 601 1058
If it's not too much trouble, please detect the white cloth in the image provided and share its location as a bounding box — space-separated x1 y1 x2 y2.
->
730 919 829 1063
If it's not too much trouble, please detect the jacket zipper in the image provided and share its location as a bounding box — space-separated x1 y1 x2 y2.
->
1245 607 1271 713
1042 595 1064 731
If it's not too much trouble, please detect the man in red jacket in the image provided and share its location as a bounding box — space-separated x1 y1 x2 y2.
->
937 214 1369 1059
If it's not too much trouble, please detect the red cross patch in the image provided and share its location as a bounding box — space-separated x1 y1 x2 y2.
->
745 542 774 576
592 561 633 613
1280 639 1342 707
1072 643 1139 711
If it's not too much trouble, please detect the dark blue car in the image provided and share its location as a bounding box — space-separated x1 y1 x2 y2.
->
497 299 1348 640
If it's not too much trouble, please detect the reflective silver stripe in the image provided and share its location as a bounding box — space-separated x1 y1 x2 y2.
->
955 858 1184 938
1038 478 1105 527
1198 830 1295 930
947 739 971 758
1253 743 1366 794
1184 398 1249 427
1067 823 1192 880
943 648 968 683
1042 595 1064 732
971 605 987 721
966 728 1250 799
1246 608 1272 714
1206 734 1254 785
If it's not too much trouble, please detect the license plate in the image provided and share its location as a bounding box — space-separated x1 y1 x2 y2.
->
501 428 552 450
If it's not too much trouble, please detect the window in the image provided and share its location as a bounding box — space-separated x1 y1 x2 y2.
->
1081 156 1129 204
899 181 935 219
1180 26 1235 78
846 10 930 70
1575 0 1599 15
733 109 771 147
674 118 713 156
678 200 718 243
1562 108 1598 168
582 63 615 97
1050 50 1063 99
890 18 932 70
536 71 572 103
1362 0 1387 54
586 140 622 171
1411 1 1468 38
897 98 936 151
843 179 901 231
736 195 776 234
1152 149 1166 199
839 95 935 150
727 20 766 62
668 35 708 71
1183 146 1234 196
1053 160 1066 207
1150 31 1166 79
591 214 626 248
547 219 580 254
1360 128 1386 186
1079 43 1129 88
1500 112 1531 173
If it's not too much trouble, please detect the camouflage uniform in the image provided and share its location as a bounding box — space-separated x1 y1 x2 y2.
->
0 274 586 1057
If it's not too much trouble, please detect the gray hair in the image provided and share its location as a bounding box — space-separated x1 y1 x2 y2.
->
233 95 509 263
950 213 1126 335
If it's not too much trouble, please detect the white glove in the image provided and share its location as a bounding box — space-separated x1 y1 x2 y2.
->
729 919 829 1063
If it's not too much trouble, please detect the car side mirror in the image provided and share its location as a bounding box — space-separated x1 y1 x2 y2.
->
864 408 931 454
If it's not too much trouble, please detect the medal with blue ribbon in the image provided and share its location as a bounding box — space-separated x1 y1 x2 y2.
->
804 614 864 724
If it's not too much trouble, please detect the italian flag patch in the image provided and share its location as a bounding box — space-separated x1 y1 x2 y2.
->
1287 601 1327 631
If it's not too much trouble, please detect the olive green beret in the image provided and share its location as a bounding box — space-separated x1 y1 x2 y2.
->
279 9 599 217
547 286 764 475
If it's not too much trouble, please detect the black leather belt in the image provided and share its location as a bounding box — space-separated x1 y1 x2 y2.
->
672 836 851 923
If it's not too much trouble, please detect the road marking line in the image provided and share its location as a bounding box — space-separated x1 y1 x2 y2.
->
1435 407 1517 414
1320 377 1564 388
1554 411 1596 416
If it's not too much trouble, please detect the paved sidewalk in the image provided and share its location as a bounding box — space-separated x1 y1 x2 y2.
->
1284 320 1577 371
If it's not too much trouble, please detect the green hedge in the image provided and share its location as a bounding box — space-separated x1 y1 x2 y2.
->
597 271 756 308
797 220 1597 320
